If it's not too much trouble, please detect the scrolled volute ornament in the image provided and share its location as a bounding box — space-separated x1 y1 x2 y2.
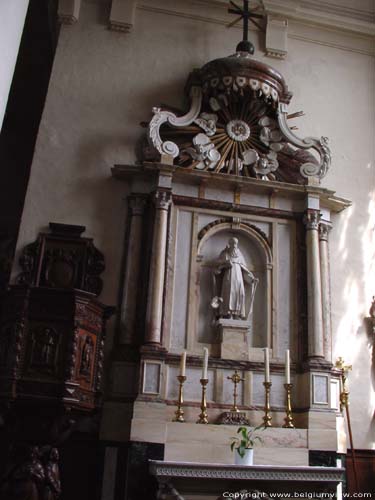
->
148 86 202 159
278 103 331 180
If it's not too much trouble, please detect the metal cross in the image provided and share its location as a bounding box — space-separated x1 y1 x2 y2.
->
228 1 265 53
227 370 245 412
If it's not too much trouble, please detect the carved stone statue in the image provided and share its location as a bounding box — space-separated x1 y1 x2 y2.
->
211 237 258 320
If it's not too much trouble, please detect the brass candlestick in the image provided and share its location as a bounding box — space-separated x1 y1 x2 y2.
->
227 370 245 412
173 375 186 422
197 378 209 424
283 383 295 428
263 381 272 427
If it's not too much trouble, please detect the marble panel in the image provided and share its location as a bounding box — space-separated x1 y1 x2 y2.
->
143 362 161 394
308 410 336 430
270 373 289 408
167 365 215 402
171 209 192 349
252 372 266 406
130 418 167 444
243 220 271 239
240 192 269 208
164 423 308 466
308 429 338 451
277 222 293 355
312 374 329 405
255 448 309 466
330 378 340 410
164 442 232 464
273 197 305 212
205 186 234 203
336 415 347 454
172 182 199 197
219 321 249 361
132 400 168 420
252 373 287 408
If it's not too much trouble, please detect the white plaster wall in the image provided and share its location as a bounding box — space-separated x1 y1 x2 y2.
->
0 0 29 131
13 0 375 448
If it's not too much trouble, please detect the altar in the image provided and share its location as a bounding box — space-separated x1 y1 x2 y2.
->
106 4 351 497
149 460 345 500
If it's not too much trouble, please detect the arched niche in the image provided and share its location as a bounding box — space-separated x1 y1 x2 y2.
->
196 221 272 349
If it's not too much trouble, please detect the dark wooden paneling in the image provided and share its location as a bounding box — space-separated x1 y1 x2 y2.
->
346 449 375 493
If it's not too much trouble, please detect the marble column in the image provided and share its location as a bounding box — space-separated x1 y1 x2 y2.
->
120 195 146 344
145 190 172 346
319 222 332 362
304 210 324 358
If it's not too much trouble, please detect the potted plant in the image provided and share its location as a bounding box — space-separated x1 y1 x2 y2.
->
230 425 264 466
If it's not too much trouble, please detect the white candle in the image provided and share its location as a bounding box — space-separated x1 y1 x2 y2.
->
202 348 208 379
285 349 290 384
264 348 270 383
180 351 186 376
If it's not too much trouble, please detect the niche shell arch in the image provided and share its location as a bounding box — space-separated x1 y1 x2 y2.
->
196 221 272 349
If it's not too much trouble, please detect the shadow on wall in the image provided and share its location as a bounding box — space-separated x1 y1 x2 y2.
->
333 182 375 449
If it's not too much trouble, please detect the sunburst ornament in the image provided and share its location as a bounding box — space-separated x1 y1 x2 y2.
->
144 4 331 184
160 89 283 180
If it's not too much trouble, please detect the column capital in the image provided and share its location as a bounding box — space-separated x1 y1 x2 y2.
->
154 190 172 210
319 222 332 242
128 195 147 216
303 210 321 231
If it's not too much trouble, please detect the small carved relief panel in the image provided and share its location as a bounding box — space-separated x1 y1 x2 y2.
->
30 326 60 375
76 330 97 388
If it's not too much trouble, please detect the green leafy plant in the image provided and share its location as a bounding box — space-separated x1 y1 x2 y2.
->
230 425 264 458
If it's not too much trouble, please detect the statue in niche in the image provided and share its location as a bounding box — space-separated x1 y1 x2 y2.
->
211 237 258 320
79 335 94 376
31 328 58 371
42 448 61 500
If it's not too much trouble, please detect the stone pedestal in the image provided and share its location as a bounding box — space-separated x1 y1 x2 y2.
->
216 319 250 361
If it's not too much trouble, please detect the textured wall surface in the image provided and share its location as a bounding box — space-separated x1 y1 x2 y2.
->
13 0 375 449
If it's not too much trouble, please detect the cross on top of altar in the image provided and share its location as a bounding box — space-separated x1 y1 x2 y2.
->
227 0 265 53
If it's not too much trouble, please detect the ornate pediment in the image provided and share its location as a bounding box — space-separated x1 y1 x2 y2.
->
143 51 331 185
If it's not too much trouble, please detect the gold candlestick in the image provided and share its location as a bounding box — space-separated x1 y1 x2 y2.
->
283 383 295 428
263 381 272 427
197 378 209 424
227 370 245 412
173 375 186 422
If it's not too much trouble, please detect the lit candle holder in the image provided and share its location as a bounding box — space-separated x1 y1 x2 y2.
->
285 349 290 384
180 351 186 377
202 347 208 379
264 347 270 383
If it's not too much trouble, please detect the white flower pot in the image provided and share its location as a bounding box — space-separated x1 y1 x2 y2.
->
234 448 253 466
